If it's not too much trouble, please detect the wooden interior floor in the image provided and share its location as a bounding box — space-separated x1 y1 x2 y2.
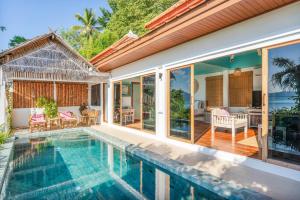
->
195 122 261 159
122 120 261 159
124 120 141 129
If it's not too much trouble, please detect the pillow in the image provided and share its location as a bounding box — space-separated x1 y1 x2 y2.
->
60 111 72 118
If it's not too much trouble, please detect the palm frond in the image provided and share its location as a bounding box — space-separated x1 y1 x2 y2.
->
72 25 83 31
272 57 295 69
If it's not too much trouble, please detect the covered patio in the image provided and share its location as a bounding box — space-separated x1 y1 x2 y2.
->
0 32 108 131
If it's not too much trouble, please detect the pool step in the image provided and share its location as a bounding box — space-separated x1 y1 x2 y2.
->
8 171 111 200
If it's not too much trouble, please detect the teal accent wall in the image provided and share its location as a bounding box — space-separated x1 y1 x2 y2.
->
194 50 262 75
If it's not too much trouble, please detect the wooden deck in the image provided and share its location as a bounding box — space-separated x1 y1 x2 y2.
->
120 120 261 159
195 127 261 159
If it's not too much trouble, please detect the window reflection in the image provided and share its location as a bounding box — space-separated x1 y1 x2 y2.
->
142 74 156 132
169 67 192 140
268 42 300 164
113 82 121 124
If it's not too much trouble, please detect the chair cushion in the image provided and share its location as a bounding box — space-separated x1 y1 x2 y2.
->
213 108 230 116
60 111 73 119
31 114 46 123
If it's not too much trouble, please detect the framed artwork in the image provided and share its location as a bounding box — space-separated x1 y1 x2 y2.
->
122 84 131 96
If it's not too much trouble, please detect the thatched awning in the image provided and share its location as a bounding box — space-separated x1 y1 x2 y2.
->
0 32 108 83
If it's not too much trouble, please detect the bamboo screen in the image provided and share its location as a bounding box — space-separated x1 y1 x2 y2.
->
205 75 223 107
13 81 54 108
229 71 253 107
56 82 88 107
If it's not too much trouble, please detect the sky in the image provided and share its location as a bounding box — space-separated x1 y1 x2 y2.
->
0 0 110 51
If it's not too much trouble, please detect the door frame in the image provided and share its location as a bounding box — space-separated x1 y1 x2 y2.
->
262 39 300 163
166 64 195 144
112 73 157 132
141 73 156 134
102 83 107 122
112 81 122 125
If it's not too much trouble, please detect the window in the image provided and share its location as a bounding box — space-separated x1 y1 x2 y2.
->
267 41 300 164
91 84 101 106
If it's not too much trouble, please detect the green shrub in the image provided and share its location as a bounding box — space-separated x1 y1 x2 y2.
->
0 124 8 144
44 99 58 118
36 97 58 119
36 97 48 108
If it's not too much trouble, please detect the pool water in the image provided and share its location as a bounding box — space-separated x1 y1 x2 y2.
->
4 131 224 200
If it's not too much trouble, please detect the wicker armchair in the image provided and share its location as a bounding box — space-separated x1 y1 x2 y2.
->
87 110 99 125
59 111 78 128
28 114 47 133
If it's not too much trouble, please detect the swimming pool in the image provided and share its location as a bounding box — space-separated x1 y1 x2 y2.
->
1 129 267 199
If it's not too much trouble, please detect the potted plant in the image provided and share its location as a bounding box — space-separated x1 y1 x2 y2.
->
36 97 58 118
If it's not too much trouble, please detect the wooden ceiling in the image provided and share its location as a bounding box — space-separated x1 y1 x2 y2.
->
92 0 297 72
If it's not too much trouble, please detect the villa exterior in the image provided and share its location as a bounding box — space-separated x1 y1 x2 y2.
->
91 0 300 169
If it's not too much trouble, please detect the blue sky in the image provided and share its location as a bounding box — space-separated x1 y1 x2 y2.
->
0 0 110 51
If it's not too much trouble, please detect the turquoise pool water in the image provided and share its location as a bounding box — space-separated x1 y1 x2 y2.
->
3 131 225 199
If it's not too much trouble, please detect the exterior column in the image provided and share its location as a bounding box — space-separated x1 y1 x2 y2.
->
100 82 104 123
156 68 165 138
53 81 57 101
223 70 229 107
88 84 91 106
107 80 113 124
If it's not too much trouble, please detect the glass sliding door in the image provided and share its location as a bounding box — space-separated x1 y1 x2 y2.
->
113 82 121 124
266 41 300 164
142 74 156 132
103 83 108 122
168 65 194 142
121 77 141 129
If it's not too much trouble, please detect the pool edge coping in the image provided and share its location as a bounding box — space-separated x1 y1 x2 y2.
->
0 137 15 199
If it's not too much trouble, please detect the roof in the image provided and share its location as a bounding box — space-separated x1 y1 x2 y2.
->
91 0 297 72
0 32 93 68
0 32 108 82
145 0 206 30
90 31 138 63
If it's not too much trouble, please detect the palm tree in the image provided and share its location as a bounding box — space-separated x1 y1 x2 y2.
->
72 8 100 38
272 57 300 110
97 7 111 30
9 35 27 47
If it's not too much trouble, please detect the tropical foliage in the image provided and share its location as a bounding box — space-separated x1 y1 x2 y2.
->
9 35 27 47
0 124 8 144
36 97 58 118
271 57 300 110
61 0 177 59
72 8 101 38
170 89 190 120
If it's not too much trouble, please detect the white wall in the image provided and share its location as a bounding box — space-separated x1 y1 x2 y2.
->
0 84 6 127
13 106 82 128
106 2 300 136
